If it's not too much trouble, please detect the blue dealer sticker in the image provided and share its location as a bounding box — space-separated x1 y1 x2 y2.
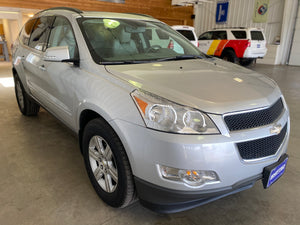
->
267 158 288 188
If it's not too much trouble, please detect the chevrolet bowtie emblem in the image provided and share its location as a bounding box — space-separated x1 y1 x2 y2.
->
270 124 282 135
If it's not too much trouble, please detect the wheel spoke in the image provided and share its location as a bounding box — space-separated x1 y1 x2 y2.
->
108 166 118 182
104 173 112 192
104 146 113 160
16 82 24 109
93 167 103 181
95 137 105 154
89 147 99 161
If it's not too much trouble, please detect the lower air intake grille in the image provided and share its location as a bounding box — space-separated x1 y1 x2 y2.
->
237 123 287 160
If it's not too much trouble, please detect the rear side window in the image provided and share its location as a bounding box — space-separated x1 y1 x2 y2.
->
198 32 213 40
156 29 169 40
251 31 264 40
176 30 195 41
144 29 153 40
231 31 246 39
28 16 54 51
212 31 227 40
19 19 37 46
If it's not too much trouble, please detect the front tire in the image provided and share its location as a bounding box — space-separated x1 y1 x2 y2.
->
14 75 40 116
82 118 135 208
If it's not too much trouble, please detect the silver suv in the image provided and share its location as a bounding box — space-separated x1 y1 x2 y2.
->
12 7 289 213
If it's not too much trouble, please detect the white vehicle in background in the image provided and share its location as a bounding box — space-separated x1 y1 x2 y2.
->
198 27 267 66
172 25 199 47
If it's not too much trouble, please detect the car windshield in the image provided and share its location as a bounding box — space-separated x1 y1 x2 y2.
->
77 18 206 64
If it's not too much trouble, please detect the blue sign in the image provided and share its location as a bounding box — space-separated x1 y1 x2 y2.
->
267 158 288 188
216 1 229 24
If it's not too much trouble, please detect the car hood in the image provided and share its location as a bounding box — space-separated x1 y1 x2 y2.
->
105 58 281 114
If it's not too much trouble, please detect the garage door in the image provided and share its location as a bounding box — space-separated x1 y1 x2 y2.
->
289 6 300 66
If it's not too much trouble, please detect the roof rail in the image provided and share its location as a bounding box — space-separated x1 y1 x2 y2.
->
213 27 247 29
125 13 153 18
36 7 83 16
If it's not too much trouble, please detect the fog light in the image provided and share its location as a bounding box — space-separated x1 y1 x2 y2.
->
160 165 219 187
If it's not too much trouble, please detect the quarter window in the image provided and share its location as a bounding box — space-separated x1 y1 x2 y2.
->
19 19 37 46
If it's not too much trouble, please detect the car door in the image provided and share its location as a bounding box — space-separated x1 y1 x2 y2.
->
40 16 80 128
23 16 55 103
27 16 80 129
198 31 213 54
15 18 38 89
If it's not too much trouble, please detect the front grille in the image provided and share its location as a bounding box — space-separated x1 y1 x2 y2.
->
237 123 287 160
224 98 284 131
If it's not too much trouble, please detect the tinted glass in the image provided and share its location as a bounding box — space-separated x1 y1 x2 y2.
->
176 30 195 41
198 32 213 40
231 31 246 39
144 29 152 40
20 19 37 46
28 17 54 51
48 16 78 59
78 18 206 64
251 31 264 40
212 31 227 39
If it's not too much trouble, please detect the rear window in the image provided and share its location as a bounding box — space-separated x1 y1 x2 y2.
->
176 30 195 41
251 31 264 40
231 31 246 39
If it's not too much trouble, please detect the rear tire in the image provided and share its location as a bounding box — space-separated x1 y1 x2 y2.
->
14 75 40 116
82 118 135 208
221 49 238 63
240 58 255 66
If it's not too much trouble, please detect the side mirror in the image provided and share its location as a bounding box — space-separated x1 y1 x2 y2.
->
44 46 70 62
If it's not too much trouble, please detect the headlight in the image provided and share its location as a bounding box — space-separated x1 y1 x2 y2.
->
131 89 219 134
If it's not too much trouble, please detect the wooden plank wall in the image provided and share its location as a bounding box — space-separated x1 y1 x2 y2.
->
0 0 194 26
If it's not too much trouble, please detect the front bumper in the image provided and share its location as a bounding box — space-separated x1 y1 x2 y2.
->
134 174 261 213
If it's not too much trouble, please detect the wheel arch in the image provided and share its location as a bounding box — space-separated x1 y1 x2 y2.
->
78 109 105 154
222 47 236 56
12 66 30 94
77 107 137 177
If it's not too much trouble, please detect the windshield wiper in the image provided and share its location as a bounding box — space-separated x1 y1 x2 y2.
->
101 60 155 65
101 55 203 65
157 55 203 62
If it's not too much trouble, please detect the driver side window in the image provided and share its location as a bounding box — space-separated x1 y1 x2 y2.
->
48 16 78 59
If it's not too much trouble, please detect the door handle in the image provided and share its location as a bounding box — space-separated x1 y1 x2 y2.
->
39 65 46 71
